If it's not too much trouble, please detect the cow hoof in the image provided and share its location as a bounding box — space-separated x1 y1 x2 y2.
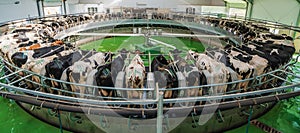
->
146 104 155 109
112 104 121 107
179 102 189 107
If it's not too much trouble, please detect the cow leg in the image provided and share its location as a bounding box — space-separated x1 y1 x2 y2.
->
164 90 173 107
32 76 41 91
49 74 60 94
198 88 203 105
79 87 85 98
101 89 109 97
188 88 199 106
26 81 33 89
126 83 131 108
164 90 172 99
108 91 113 97
69 73 78 97
139 91 143 109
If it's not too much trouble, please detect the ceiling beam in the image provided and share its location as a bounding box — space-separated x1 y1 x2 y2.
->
243 0 253 4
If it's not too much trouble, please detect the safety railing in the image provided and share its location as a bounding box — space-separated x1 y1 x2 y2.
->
0 53 299 108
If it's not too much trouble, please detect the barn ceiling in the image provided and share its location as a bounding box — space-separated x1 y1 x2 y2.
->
43 0 248 8
42 0 250 5
67 0 226 6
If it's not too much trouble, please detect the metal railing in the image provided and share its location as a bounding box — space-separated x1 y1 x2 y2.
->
0 53 299 107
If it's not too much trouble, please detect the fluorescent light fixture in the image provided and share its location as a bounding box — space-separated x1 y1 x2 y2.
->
0 1 20 5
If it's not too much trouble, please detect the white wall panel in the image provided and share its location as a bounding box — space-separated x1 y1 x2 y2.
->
68 0 224 6
0 0 38 23
67 0 225 14
251 0 300 26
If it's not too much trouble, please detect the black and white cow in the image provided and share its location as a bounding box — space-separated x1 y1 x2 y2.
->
111 49 129 84
172 49 206 98
224 44 281 90
125 54 146 99
61 52 106 97
85 50 126 98
208 48 255 92
151 55 178 99
24 50 74 90
44 50 92 94
92 63 114 97
187 50 229 95
228 41 295 70
10 45 70 71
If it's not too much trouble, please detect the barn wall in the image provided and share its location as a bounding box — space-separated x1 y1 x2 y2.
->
0 0 38 23
250 0 299 26
68 4 85 14
67 0 225 14
68 0 225 6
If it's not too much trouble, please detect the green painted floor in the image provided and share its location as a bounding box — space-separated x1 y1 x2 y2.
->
79 36 205 53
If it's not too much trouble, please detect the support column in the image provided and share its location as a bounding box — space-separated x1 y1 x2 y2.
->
62 0 67 15
36 0 41 17
245 2 249 19
249 2 253 19
156 91 163 133
244 0 254 20
36 0 44 17
294 8 300 38
41 0 45 17
293 7 300 53
246 2 253 19
224 2 230 17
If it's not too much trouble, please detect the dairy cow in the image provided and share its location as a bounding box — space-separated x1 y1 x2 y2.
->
46 50 93 94
90 50 128 98
62 52 106 97
125 54 146 99
208 49 255 92
24 50 74 91
172 49 206 98
187 50 229 95
151 55 178 99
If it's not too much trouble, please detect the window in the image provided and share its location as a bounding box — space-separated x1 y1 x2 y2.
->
88 7 98 15
186 7 195 14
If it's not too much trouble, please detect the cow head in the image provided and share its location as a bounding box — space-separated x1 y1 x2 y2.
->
151 55 169 72
45 59 65 81
118 48 129 59
11 52 28 68
95 63 113 87
186 50 199 60
104 52 115 63
196 54 211 71
171 49 182 60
